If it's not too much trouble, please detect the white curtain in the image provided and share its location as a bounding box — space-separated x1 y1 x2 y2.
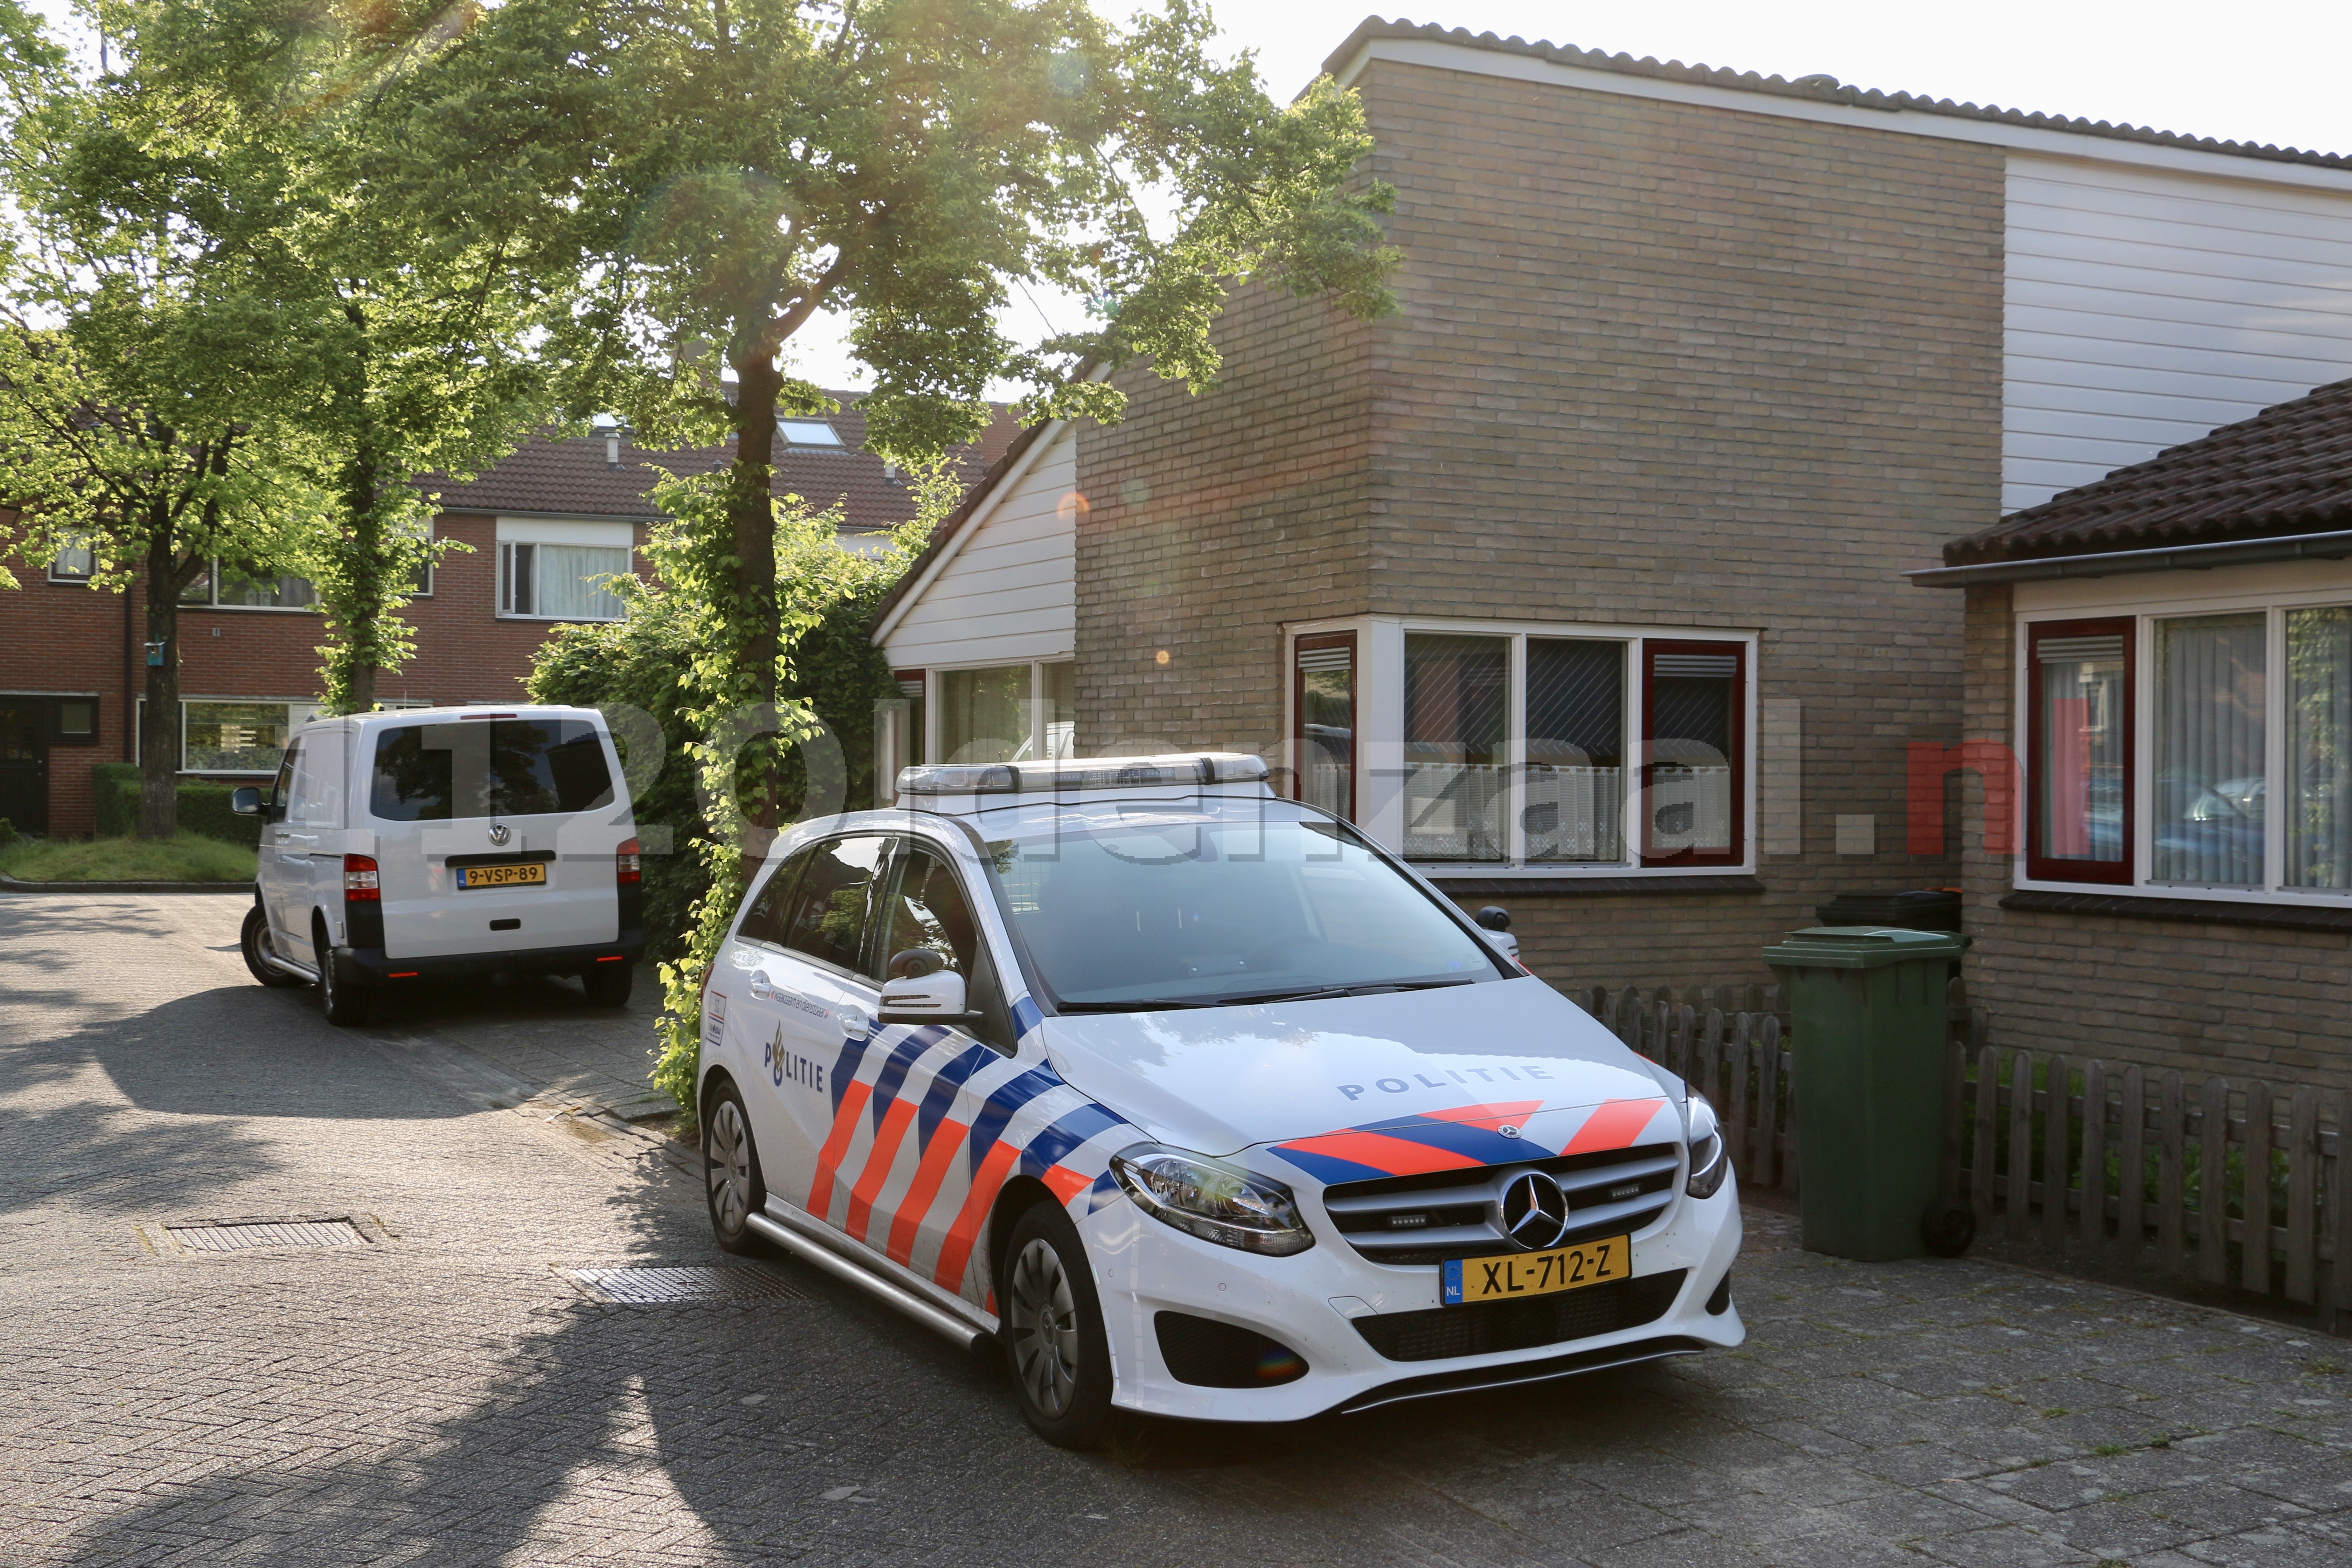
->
536 545 629 621
2154 614 2266 886
2290 607 2352 889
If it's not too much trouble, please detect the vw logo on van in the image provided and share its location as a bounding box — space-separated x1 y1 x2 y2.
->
487 824 511 847
1499 1169 1570 1251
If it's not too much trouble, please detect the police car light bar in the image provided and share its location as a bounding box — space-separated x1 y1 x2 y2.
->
897 753 1269 796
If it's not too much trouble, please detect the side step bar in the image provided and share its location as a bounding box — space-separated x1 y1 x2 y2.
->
262 949 320 983
743 1210 994 1355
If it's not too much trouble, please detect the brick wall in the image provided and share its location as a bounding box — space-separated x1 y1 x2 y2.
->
1959 581 2352 1093
1075 286 1376 757
1074 57 2006 988
0 511 646 836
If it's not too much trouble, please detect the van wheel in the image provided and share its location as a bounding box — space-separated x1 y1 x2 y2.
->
1001 1200 1115 1450
314 917 371 1027
241 905 306 989
582 963 633 1008
703 1082 767 1256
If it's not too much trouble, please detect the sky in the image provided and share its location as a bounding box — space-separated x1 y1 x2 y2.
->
25 1 2352 395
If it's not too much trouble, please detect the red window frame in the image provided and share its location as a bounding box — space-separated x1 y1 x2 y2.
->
1292 632 1357 823
1639 640 1746 868
2025 617 2135 886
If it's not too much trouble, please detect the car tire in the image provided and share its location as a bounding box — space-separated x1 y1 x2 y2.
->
1000 1199 1116 1450
703 1080 768 1256
241 905 306 989
314 917 371 1027
581 963 633 1008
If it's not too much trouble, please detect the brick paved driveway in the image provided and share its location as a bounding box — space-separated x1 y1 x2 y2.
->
3 892 2348 1567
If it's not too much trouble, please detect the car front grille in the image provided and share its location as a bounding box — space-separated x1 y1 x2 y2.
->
1352 1269 1688 1362
1320 1144 1682 1267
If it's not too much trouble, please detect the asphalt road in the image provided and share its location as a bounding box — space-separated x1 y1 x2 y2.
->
4 891 2348 1567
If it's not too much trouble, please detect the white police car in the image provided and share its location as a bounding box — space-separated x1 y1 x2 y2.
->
697 754 1741 1447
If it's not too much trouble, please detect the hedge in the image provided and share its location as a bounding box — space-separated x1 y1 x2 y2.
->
91 763 267 847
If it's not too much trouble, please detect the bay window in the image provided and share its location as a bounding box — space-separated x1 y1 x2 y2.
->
2022 597 2352 902
1295 621 1754 874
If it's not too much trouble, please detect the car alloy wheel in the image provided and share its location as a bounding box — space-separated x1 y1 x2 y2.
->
702 1085 767 1256
1007 1237 1082 1418
241 905 305 989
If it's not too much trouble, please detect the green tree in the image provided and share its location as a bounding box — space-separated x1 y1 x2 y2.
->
410 0 1398 702
0 8 302 837
73 0 558 714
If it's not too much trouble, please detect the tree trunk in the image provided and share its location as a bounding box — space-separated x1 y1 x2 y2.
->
136 520 181 840
728 354 782 704
338 445 383 714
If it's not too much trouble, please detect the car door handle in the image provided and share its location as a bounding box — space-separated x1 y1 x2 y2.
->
748 970 777 1000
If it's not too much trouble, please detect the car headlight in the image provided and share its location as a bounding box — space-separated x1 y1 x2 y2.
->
1685 1092 1729 1200
1111 1144 1315 1256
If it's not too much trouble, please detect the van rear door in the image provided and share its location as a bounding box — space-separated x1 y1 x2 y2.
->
367 715 629 960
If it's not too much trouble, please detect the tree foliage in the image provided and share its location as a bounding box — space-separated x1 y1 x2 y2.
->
527 458 961 1113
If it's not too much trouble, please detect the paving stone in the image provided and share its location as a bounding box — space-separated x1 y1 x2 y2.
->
6 892 2350 1568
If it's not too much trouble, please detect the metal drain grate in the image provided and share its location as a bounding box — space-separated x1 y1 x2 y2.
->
566 1265 812 1305
167 1219 369 1253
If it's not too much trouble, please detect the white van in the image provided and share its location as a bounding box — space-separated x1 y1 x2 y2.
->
231 704 645 1025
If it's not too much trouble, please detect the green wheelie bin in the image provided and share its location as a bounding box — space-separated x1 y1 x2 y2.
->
1762 926 1971 1262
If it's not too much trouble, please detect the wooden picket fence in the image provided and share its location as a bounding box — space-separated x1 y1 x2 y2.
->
1571 980 2352 1332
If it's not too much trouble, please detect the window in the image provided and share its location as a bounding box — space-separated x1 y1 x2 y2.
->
781 836 889 977
499 541 629 620
1360 623 1750 871
1294 634 1355 822
48 538 96 582
1403 634 1509 861
2027 621 2131 884
932 661 1075 764
1526 639 1624 862
2022 597 2352 903
184 701 303 773
49 698 97 744
778 418 844 447
368 719 616 821
739 847 815 949
176 560 317 610
1642 642 1744 867
877 846 979 978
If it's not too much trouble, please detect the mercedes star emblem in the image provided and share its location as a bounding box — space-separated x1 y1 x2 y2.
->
488 824 511 847
1499 1169 1570 1251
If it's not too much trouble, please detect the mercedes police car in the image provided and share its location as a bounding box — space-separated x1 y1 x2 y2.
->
697 753 1740 1447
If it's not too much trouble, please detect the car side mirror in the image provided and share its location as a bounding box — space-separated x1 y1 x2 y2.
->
879 966 971 1024
1474 905 1521 964
230 787 263 816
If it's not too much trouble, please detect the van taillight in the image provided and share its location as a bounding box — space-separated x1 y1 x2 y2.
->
343 855 381 902
616 838 642 884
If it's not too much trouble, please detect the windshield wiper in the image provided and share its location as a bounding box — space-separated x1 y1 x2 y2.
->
1199 978 1479 1007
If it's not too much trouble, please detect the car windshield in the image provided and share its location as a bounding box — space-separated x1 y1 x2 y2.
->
982 801 1505 1009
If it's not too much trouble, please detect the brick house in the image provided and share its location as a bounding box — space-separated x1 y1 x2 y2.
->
0 403 1015 837
868 20 2352 992
1918 378 2352 1090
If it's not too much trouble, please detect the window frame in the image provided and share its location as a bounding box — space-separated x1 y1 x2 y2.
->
1289 617 1759 880
136 698 324 776
177 558 320 613
495 519 637 623
914 657 1077 767
2023 617 2137 888
46 539 96 583
1292 631 1357 823
1639 639 1748 869
2014 573 2352 906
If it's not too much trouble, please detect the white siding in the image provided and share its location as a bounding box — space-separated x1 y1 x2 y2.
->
2004 155 2352 513
882 426 1076 669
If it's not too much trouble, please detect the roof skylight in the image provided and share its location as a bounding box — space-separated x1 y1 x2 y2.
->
778 418 844 447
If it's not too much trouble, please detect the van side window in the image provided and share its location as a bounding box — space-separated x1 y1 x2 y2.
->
780 836 889 978
288 728 344 828
738 847 814 949
267 743 299 825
